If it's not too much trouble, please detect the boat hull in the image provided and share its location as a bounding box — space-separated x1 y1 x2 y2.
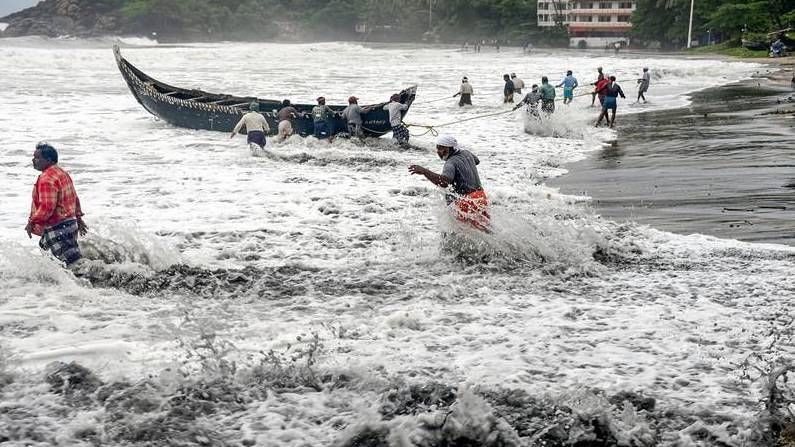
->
113 45 416 138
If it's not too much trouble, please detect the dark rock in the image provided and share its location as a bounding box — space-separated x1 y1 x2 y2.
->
98 381 162 421
379 382 457 419
44 361 103 398
335 425 390 447
165 378 249 419
0 0 120 38
608 390 656 412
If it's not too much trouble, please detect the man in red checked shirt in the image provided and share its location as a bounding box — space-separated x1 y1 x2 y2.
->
26 142 88 265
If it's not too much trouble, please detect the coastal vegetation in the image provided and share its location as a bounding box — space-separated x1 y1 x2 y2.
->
0 0 568 44
1 0 792 49
631 0 795 49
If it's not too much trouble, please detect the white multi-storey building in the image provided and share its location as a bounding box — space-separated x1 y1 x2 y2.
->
538 1 636 48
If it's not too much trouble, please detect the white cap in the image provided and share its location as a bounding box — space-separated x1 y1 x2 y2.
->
436 134 458 148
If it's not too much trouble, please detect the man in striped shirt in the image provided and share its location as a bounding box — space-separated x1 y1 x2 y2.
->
26 142 87 265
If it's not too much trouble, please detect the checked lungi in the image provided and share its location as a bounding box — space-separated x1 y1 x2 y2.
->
391 124 410 144
39 218 82 265
347 122 363 138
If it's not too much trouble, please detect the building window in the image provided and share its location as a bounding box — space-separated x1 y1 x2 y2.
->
538 2 547 10
580 2 594 8
580 15 593 22
617 15 630 22
618 1 633 8
599 2 612 8
598 15 611 22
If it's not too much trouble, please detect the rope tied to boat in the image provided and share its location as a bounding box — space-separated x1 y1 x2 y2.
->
413 95 458 105
403 108 515 137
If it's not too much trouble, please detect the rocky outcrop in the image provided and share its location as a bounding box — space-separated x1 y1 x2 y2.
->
0 0 120 38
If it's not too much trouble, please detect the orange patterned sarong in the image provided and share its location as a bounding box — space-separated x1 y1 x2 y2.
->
453 189 490 232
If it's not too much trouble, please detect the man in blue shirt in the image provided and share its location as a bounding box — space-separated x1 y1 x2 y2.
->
556 70 579 105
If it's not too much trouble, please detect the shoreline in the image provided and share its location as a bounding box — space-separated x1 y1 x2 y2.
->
550 63 795 246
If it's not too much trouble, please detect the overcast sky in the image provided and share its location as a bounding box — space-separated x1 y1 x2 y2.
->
0 0 39 19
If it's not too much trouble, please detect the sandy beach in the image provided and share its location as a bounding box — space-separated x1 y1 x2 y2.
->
550 57 795 245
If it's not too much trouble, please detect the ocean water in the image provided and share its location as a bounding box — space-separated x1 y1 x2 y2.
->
0 38 793 446
549 80 795 246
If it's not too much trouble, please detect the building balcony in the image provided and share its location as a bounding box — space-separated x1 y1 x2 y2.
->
568 22 632 29
569 8 634 14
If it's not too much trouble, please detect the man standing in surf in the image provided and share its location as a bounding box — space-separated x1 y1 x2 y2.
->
26 142 88 266
408 135 490 232
384 94 410 146
595 76 626 128
230 101 269 149
637 67 651 103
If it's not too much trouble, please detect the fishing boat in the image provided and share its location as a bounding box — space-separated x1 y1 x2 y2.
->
112 45 416 137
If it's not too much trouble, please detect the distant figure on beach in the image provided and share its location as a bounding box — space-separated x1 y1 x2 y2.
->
384 94 410 146
311 97 334 140
342 96 369 139
27 142 88 266
511 73 525 95
614 42 621 55
539 76 556 115
557 70 579 105
453 76 474 106
514 84 542 120
591 67 605 106
277 99 299 141
637 67 651 103
503 74 515 103
770 38 786 57
408 134 490 232
231 101 269 149
595 76 626 128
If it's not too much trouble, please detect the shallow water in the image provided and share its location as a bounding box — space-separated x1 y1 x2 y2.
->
550 80 795 245
0 38 793 446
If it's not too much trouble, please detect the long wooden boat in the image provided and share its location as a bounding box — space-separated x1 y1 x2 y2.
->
113 45 416 138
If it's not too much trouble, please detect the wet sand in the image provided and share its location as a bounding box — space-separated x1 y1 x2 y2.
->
550 71 795 245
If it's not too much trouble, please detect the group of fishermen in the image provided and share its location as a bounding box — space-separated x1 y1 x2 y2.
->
231 94 411 150
27 66 653 265
456 66 651 128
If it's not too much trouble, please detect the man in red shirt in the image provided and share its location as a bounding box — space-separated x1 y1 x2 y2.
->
26 142 88 265
594 75 611 108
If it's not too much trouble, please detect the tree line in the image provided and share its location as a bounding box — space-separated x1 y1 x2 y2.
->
79 0 567 44
631 0 795 48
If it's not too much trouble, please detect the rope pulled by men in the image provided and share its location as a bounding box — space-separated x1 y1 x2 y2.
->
403 109 515 137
